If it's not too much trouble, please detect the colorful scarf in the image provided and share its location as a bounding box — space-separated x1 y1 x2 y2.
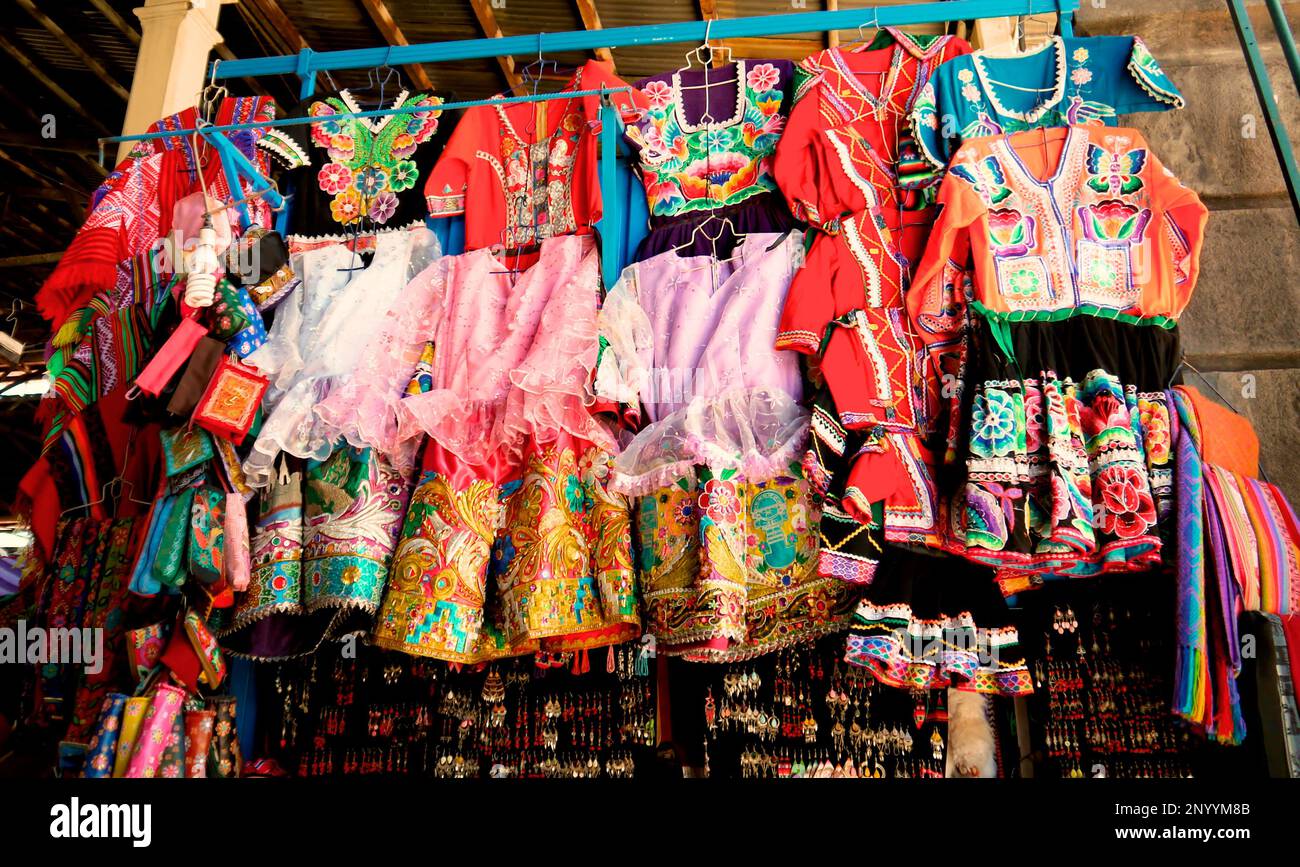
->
1171 388 1207 723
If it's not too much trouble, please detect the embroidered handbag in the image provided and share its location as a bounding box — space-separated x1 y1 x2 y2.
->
156 710 186 778
150 486 195 589
184 709 216 777
207 695 243 778
209 279 251 341
111 695 151 777
188 486 226 585
184 609 227 688
81 693 128 779
124 682 185 778
191 355 269 444
125 622 170 684
160 426 215 477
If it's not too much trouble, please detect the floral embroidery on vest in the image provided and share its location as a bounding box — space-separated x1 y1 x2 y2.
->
630 61 787 216
308 90 444 227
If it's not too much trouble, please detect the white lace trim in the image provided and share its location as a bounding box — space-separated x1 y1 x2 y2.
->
972 36 1066 124
671 60 748 133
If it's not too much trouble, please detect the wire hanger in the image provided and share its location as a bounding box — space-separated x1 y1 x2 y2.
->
1014 1 1058 53
680 17 735 83
198 60 228 126
1170 357 1274 485
517 33 562 98
843 7 882 51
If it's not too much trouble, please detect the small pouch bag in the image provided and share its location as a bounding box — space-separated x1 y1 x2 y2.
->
160 610 227 690
125 622 170 684
188 486 226 585
209 279 251 341
160 426 215 478
133 314 208 399
150 486 196 589
192 355 269 444
166 335 226 417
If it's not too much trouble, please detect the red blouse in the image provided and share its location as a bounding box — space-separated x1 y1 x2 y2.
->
423 60 644 252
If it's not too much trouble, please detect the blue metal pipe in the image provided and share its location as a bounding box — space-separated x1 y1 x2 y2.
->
1226 0 1300 227
98 86 633 152
209 0 1080 82
1264 0 1300 96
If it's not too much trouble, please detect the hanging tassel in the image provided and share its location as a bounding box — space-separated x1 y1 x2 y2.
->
580 649 590 674
606 645 616 674
634 646 649 678
52 313 87 348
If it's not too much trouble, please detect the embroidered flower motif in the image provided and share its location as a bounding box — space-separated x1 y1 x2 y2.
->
702 127 735 153
970 389 1020 458
1073 47 1090 63
961 83 982 103
680 151 759 202
389 159 419 193
327 133 355 162
318 162 353 195
330 188 363 225
672 499 696 526
1080 386 1129 437
368 190 399 223
1078 199 1151 245
746 62 780 93
700 478 741 524
1138 397 1172 465
642 80 673 109
1071 67 1093 86
958 68 975 84
354 166 389 197
1024 388 1045 454
391 131 418 160
1096 465 1156 540
1005 266 1043 298
987 208 1036 256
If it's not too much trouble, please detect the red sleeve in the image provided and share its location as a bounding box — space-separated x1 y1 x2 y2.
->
774 232 834 355
772 87 823 226
424 105 485 220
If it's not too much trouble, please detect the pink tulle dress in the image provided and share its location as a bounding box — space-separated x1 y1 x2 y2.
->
368 234 641 664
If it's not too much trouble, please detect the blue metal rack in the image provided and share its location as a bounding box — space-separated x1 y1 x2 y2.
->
104 0 1089 287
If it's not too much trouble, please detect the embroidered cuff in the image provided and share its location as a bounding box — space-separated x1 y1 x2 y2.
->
426 192 466 217
775 329 821 354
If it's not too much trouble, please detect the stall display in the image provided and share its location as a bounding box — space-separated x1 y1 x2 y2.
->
2 2 1297 785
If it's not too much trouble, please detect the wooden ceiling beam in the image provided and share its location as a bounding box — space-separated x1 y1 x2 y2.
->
357 0 435 93
573 0 614 67
241 0 309 54
0 130 98 156
87 0 141 46
467 0 522 92
0 33 110 136
16 0 130 101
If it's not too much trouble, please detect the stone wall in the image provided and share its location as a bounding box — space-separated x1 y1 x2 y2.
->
1080 0 1300 502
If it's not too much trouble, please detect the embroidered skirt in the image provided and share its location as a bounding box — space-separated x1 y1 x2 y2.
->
845 548 1030 696
635 463 858 661
218 446 411 660
944 313 1178 579
371 437 641 664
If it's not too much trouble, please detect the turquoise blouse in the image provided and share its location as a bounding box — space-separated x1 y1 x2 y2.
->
911 35 1184 169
